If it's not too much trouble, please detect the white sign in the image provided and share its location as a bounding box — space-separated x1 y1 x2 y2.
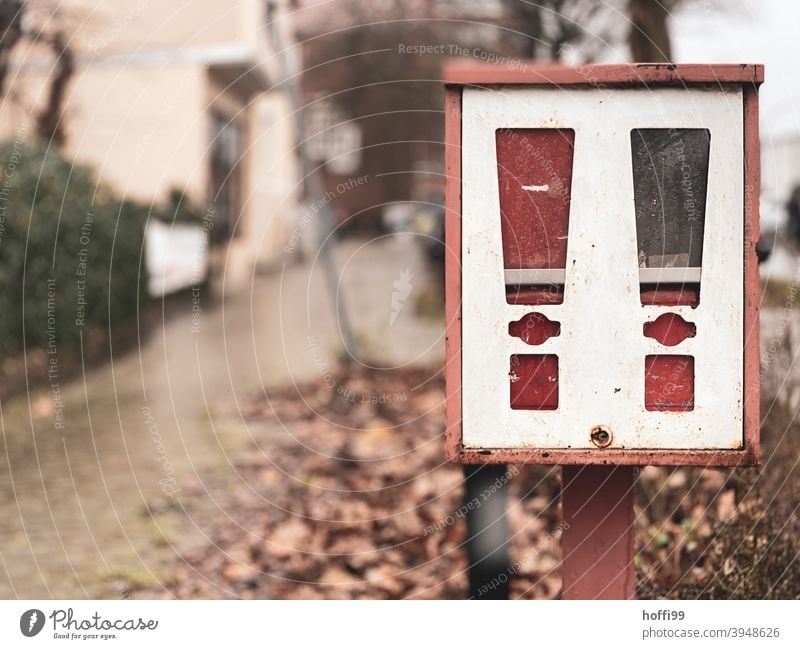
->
460 87 744 451
145 220 209 297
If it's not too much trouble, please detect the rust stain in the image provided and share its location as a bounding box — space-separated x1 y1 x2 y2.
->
590 425 613 448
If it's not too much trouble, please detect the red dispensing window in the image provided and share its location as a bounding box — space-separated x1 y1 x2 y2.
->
496 128 575 306
497 129 573 410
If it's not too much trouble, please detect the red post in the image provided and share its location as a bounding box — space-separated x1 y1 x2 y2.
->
561 465 636 599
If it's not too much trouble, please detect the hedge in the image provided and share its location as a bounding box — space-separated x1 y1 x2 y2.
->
0 139 150 356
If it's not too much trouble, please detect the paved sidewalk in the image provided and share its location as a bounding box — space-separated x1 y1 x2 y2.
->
0 236 443 598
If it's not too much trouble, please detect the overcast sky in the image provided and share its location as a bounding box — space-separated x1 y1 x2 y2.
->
672 0 800 140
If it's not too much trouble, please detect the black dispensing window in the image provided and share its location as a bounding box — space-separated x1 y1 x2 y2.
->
631 128 710 270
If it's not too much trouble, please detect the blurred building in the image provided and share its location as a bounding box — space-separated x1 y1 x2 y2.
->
0 0 299 286
762 135 800 231
293 0 532 230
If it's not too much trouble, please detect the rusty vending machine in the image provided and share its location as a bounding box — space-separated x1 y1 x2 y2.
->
443 63 763 598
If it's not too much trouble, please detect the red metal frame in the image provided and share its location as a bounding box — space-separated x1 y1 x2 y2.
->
444 63 763 467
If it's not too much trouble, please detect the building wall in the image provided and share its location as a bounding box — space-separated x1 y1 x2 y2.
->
80 63 207 206
248 92 299 268
0 61 206 207
0 0 300 288
49 0 263 53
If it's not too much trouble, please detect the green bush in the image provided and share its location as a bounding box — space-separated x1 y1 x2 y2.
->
0 140 149 356
163 187 205 224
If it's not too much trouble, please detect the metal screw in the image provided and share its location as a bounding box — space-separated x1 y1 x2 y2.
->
590 426 612 448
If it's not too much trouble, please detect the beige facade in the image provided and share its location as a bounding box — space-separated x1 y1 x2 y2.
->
0 0 299 285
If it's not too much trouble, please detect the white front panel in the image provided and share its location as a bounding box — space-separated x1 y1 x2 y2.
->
461 86 743 450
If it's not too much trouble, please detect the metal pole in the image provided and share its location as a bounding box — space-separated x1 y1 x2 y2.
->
561 465 636 599
463 464 511 599
266 4 357 358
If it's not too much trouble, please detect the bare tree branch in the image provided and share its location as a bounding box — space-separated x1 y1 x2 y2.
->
35 30 74 146
0 0 25 96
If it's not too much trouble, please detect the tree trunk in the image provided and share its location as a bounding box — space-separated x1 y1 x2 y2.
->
36 32 74 147
629 0 673 62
